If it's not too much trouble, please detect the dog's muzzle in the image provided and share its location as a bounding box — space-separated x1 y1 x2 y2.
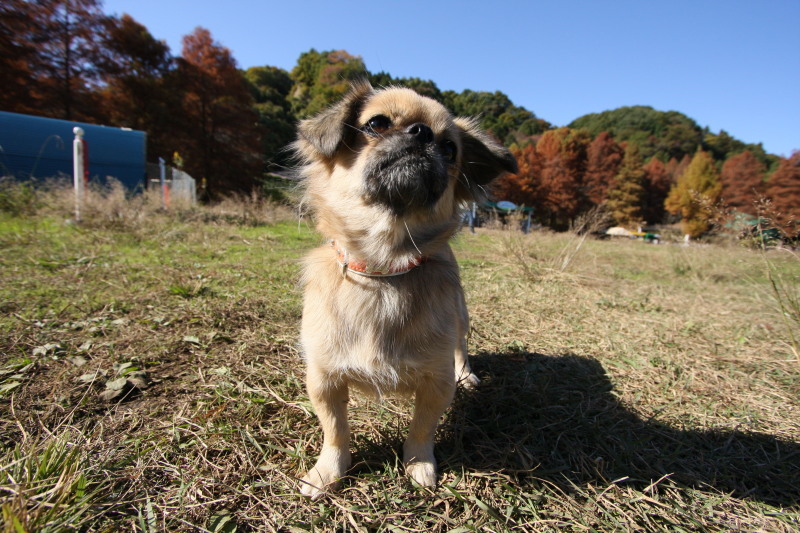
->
362 126 449 214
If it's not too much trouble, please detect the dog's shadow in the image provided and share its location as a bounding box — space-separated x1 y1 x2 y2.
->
437 352 800 507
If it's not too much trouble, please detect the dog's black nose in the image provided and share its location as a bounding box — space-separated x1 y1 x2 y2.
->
406 123 434 144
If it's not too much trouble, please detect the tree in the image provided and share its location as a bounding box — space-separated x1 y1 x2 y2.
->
96 13 177 161
289 49 367 117
764 152 800 235
534 128 591 228
641 157 671 224
606 144 645 229
569 106 703 162
665 150 723 237
704 130 775 170
0 0 41 114
369 72 443 101
178 27 262 197
492 144 541 207
30 0 107 120
583 132 623 206
719 150 765 215
442 89 549 146
245 65 296 169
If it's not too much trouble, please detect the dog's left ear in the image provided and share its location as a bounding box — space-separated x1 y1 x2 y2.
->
295 80 374 160
454 117 518 197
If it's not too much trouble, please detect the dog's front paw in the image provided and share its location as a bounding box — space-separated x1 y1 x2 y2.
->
404 441 437 488
458 372 481 389
300 464 343 499
300 449 350 499
406 459 437 487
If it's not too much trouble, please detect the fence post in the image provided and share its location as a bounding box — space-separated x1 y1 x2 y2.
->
159 157 167 209
72 127 84 223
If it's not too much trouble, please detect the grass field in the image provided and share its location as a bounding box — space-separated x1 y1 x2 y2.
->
1 185 799 532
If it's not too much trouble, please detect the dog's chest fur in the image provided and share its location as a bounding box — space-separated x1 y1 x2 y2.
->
301 246 462 394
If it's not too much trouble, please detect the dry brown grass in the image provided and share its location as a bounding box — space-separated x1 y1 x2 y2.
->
0 188 798 531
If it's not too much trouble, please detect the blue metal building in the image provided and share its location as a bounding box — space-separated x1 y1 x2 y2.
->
0 111 147 190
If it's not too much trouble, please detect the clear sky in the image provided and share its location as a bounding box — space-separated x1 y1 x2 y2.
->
102 0 800 157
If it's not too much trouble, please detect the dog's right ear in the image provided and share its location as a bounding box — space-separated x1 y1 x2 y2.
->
295 80 373 160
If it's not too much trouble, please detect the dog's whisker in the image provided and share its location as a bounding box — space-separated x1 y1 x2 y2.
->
404 221 423 256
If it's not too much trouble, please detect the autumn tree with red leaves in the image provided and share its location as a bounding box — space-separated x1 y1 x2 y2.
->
492 144 541 207
720 150 765 215
0 0 41 114
641 157 671 224
583 132 623 205
33 0 107 120
177 27 262 198
535 128 591 228
1 0 106 120
764 152 800 234
97 14 178 161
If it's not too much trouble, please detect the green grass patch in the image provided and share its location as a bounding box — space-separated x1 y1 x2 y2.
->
0 195 798 531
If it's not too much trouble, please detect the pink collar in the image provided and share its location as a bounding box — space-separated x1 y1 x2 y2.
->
331 241 427 278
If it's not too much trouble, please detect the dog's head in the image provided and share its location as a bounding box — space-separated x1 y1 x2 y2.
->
294 81 517 252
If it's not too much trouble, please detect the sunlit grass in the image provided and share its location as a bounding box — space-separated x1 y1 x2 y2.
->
0 185 798 531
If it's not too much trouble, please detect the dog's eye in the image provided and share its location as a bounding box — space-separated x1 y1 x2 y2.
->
364 115 392 136
442 140 458 163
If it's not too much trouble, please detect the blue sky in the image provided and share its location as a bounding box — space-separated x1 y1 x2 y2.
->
103 0 800 157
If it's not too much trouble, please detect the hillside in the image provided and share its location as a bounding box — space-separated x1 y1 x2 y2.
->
569 106 776 168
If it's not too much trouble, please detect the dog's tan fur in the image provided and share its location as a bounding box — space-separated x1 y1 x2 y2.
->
294 81 517 498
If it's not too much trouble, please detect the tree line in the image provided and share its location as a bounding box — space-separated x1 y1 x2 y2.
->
495 127 800 236
2 1 797 234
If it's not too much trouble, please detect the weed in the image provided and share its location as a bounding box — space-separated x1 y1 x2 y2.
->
0 178 39 216
0 431 114 532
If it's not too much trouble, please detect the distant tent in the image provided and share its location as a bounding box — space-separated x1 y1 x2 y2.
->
606 226 634 237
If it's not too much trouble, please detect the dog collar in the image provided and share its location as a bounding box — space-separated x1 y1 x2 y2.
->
331 241 426 278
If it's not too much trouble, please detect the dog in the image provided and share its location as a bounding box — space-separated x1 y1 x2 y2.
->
293 81 517 498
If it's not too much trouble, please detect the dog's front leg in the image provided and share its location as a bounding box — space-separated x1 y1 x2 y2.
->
403 375 455 487
301 365 351 499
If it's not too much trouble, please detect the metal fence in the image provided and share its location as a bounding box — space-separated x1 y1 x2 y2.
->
145 161 197 206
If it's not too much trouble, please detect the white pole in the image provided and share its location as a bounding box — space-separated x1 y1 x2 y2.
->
159 157 166 209
72 127 84 223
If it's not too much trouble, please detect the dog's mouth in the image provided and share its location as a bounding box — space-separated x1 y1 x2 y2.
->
362 143 450 214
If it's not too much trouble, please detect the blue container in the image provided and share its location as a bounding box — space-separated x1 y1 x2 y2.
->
0 111 147 190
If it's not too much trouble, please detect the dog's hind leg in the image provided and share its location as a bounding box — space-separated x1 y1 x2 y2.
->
300 365 351 499
454 335 480 388
403 375 455 487
454 302 480 388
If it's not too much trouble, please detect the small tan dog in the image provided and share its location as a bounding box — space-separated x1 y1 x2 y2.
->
293 81 517 498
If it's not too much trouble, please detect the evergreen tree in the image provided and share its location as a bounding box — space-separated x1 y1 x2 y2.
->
289 49 367 117
606 144 646 229
665 150 723 237
245 65 296 169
